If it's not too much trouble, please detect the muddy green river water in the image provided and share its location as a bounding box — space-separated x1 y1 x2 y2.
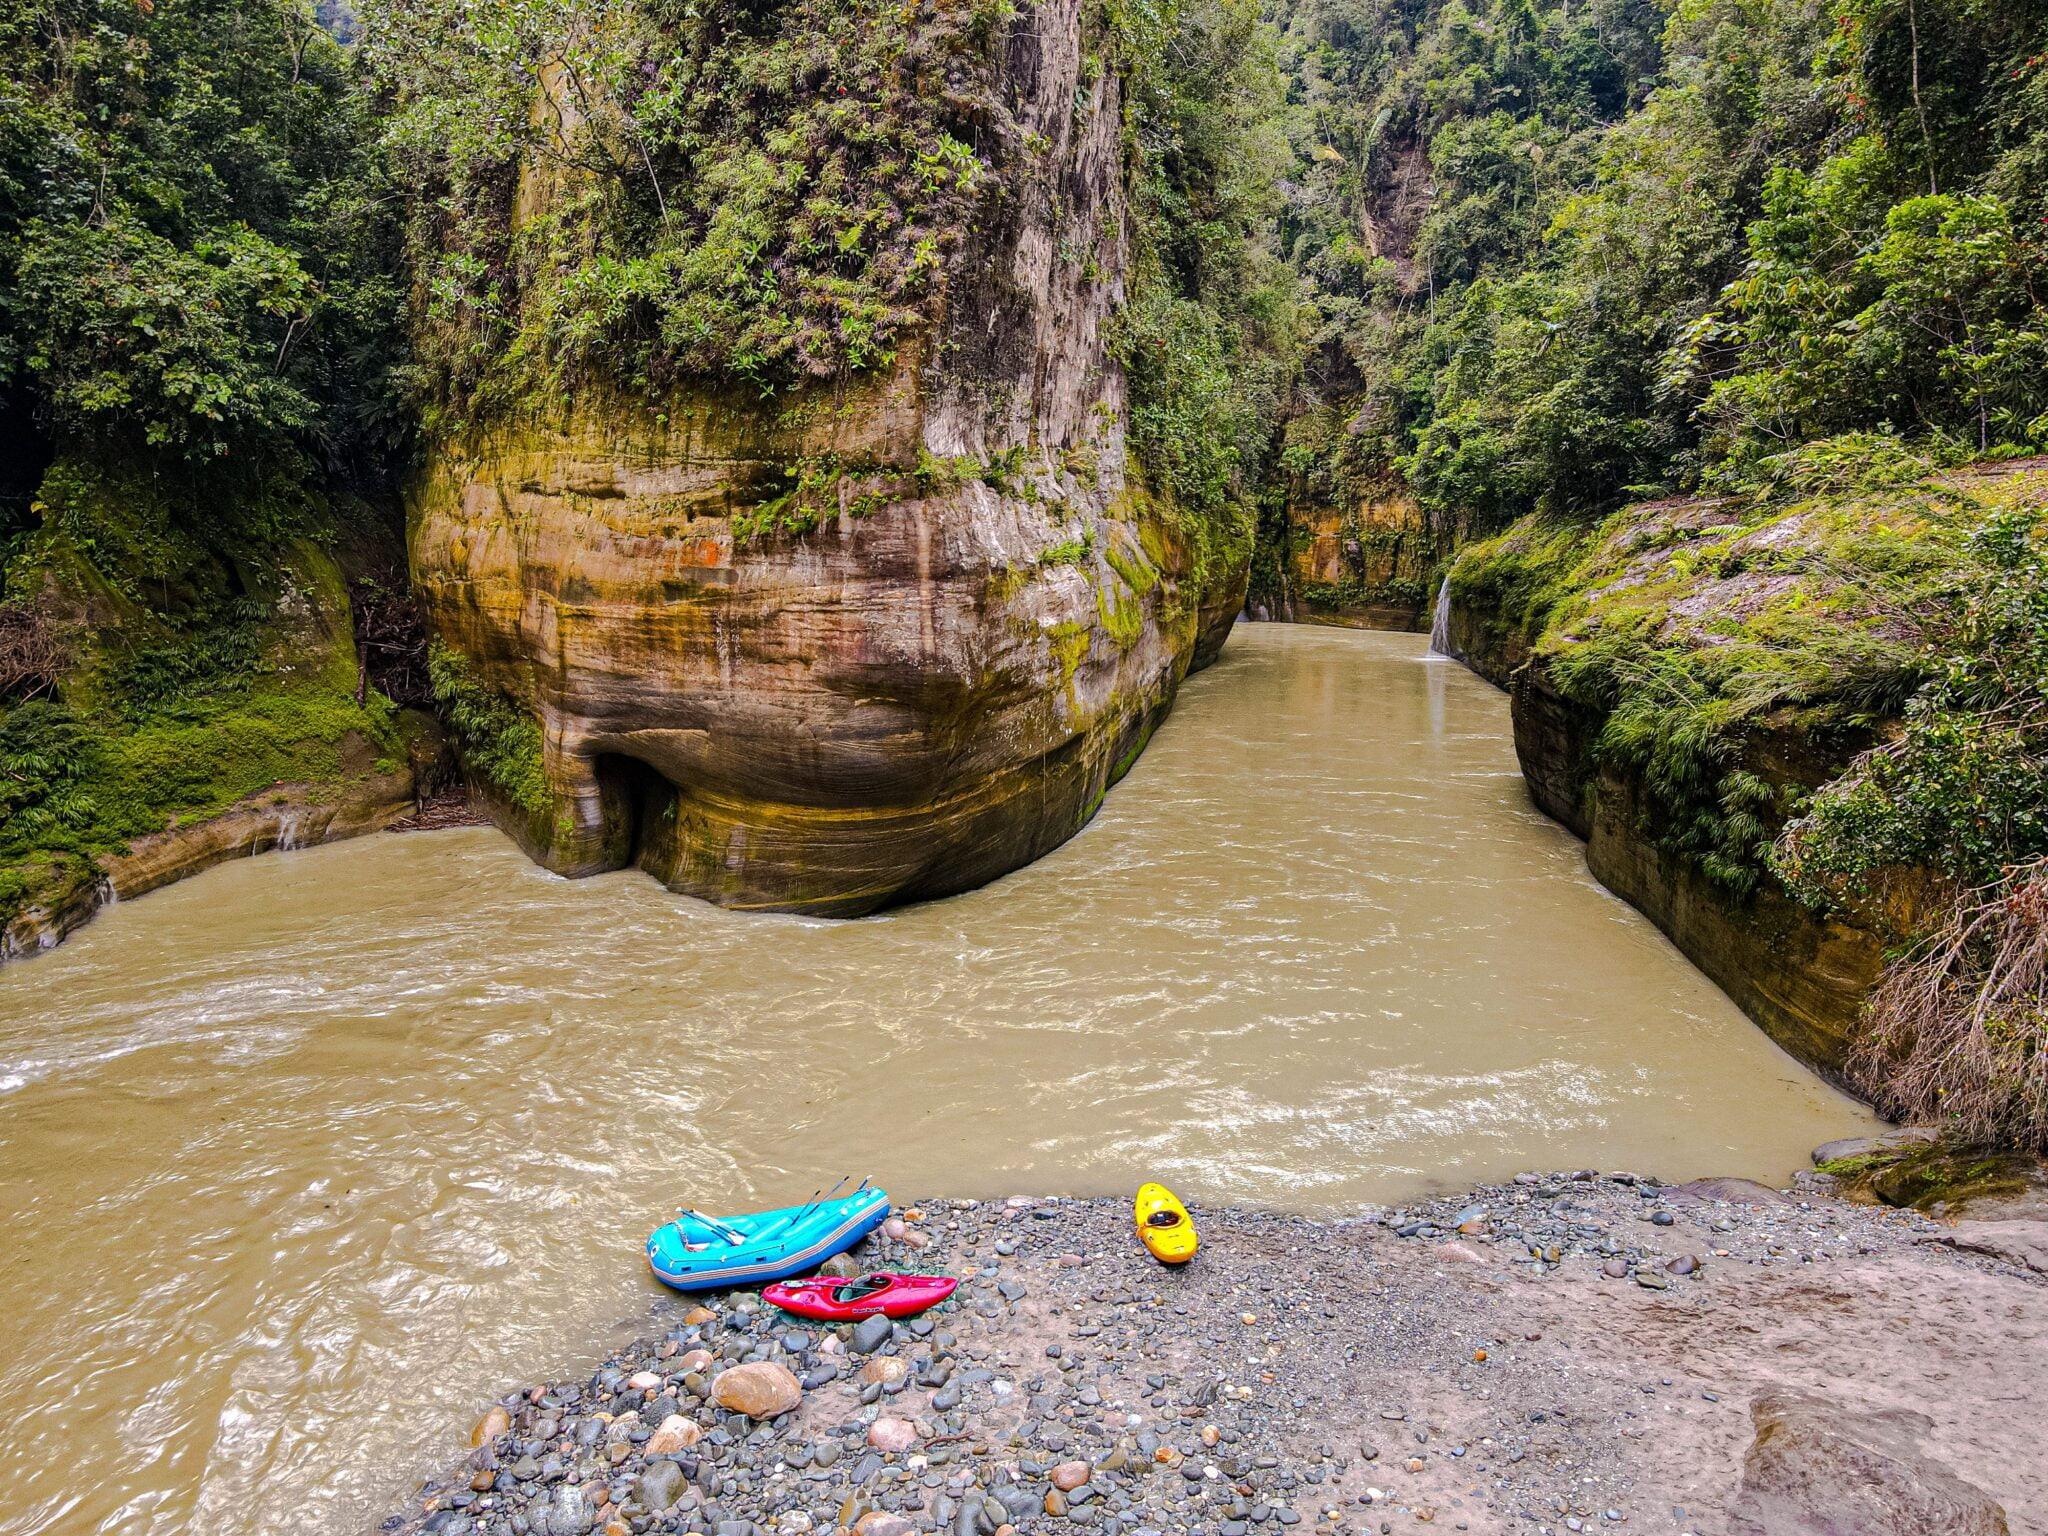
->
0 625 1878 1535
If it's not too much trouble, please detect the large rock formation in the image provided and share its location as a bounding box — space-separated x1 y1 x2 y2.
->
1443 493 1920 1079
1505 665 1885 1074
1267 483 1438 630
409 2 1246 915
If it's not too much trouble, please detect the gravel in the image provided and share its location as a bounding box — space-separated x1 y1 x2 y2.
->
389 1176 2039 1536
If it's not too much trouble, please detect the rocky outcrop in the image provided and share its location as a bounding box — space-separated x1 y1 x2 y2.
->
1927 1220 2048 1273
1444 596 1526 689
410 2 1245 916
1266 484 1437 630
1 534 439 965
1730 1392 2010 1535
1832 1137 2048 1219
1508 665 1885 1075
1440 490 1931 1081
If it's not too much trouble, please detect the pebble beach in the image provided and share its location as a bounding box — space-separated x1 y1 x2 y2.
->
390 1171 2048 1536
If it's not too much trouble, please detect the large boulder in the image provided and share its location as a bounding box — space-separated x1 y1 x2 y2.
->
709 1362 803 1419
1729 1391 2008 1535
644 1413 702 1455
866 1417 918 1453
409 2 1245 917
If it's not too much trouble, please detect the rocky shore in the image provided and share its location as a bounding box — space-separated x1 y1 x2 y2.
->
0 765 420 963
392 1176 2048 1536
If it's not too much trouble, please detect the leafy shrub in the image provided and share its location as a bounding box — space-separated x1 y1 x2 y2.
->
427 639 552 821
0 0 408 468
0 703 114 854
1776 505 2048 904
1689 152 2048 467
367 0 1015 398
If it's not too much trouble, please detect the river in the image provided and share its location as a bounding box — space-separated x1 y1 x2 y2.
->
0 625 1877 1535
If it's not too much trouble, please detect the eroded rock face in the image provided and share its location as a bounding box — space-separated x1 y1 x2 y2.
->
1272 485 1438 631
410 1 1245 915
1448 573 1885 1074
1507 664 1885 1075
1441 501 1895 1079
1928 1220 2048 1273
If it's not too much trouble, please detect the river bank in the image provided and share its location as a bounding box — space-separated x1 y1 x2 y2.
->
394 1177 2046 1536
0 630 1885 1536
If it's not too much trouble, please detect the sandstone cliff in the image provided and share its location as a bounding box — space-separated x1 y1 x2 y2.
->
1503 663 1885 1074
1261 482 1438 631
409 2 1248 916
1441 483 1974 1079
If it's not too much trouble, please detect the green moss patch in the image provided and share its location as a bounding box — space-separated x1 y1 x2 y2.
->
426 639 552 824
1821 1139 2043 1213
1453 453 2045 899
1 575 406 932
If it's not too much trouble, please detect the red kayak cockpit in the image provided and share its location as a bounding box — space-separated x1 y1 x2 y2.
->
832 1275 894 1304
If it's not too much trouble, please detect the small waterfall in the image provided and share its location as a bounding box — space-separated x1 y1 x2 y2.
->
270 810 306 854
1426 575 1454 657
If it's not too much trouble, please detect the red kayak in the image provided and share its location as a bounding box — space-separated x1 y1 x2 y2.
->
762 1272 958 1321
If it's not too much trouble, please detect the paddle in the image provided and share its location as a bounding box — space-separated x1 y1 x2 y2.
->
678 1208 749 1246
755 1174 854 1246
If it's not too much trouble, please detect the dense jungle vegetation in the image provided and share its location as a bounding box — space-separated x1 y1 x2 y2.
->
1297 0 2048 1146
0 0 2043 1145
0 0 422 928
1269 0 2048 523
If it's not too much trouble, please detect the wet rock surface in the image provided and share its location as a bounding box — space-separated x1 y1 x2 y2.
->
1728 1393 2009 1535
392 1179 2047 1536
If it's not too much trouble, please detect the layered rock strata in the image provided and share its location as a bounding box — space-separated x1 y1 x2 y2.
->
1505 666 1884 1074
0 766 422 962
410 3 1245 915
1264 484 1438 630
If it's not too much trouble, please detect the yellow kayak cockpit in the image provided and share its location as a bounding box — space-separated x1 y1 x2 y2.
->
1135 1181 1198 1264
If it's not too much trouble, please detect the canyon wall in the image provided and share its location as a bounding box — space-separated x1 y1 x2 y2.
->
1505 665 1885 1075
1444 496 1913 1081
410 2 1247 916
1263 484 1438 631
0 541 430 962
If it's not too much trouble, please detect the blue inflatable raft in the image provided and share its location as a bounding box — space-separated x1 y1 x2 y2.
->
646 1186 891 1292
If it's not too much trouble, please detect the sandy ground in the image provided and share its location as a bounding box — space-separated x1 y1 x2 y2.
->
396 1174 2048 1536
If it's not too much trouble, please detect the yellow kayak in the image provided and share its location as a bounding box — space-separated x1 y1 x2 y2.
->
1135 1182 1198 1264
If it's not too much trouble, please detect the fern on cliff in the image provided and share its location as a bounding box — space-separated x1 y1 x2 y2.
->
426 640 552 823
